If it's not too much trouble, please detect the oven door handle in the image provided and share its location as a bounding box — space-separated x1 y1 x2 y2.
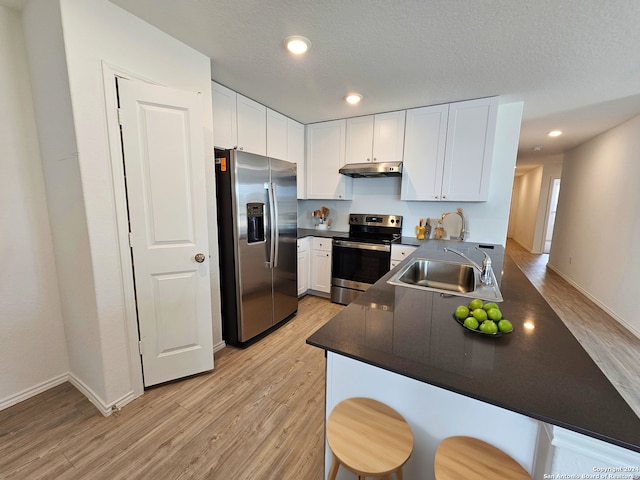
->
333 239 391 252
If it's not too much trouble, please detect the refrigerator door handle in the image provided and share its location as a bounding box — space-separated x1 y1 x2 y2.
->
271 182 279 268
266 181 277 269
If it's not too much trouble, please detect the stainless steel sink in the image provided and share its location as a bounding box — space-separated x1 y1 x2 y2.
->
387 257 503 302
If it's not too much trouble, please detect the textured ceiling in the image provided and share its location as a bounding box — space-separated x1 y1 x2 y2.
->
7 0 640 160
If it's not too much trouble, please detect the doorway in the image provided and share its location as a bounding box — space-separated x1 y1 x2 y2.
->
542 178 561 254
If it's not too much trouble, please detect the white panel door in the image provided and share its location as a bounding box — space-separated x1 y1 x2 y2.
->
119 80 214 387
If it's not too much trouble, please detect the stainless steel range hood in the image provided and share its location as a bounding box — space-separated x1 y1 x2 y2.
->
338 161 403 178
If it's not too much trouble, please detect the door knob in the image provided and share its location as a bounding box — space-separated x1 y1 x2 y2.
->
195 253 206 263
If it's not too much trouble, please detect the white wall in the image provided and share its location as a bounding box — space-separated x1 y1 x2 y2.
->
508 166 543 251
549 115 640 337
299 101 524 246
532 161 563 253
0 5 69 409
21 0 222 412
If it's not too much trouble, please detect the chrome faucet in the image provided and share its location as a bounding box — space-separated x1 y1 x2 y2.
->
444 246 493 286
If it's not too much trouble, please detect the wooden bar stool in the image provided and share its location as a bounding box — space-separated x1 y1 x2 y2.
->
434 435 530 480
326 397 414 480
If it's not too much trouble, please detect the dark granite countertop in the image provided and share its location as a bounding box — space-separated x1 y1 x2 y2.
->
307 242 640 454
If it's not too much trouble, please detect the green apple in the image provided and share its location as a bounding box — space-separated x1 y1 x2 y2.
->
468 299 483 311
454 305 470 320
479 320 498 334
463 317 479 330
498 319 514 332
472 308 488 322
487 308 503 321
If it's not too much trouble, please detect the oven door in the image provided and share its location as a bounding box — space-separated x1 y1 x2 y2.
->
331 239 391 305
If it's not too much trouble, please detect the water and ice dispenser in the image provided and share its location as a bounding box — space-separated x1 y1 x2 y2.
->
246 202 265 244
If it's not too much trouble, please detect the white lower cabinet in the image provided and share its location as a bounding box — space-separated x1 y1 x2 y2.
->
310 237 332 294
390 244 418 269
297 237 311 296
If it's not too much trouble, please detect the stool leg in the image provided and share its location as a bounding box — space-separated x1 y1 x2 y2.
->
328 453 340 480
394 467 403 480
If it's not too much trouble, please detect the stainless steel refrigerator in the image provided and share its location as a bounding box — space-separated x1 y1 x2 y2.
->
214 149 298 346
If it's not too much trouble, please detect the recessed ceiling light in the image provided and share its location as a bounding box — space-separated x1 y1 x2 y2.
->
548 130 563 137
284 36 311 55
345 93 362 105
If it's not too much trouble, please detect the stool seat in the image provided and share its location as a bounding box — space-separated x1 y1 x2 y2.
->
327 397 413 480
434 436 530 480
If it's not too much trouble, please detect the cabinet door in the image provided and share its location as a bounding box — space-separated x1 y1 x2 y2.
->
297 238 310 296
400 105 449 201
211 81 237 149
441 97 498 201
267 108 288 161
345 115 374 163
306 119 351 200
236 94 266 156
287 119 305 199
373 111 406 163
311 248 332 293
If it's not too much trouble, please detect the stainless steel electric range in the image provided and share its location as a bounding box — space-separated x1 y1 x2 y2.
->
331 214 403 305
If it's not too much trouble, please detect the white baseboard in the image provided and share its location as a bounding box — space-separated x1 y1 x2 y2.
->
213 340 226 353
0 374 68 412
547 263 640 340
67 373 137 417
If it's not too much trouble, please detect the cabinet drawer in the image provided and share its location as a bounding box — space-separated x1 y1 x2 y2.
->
391 244 417 261
312 237 332 252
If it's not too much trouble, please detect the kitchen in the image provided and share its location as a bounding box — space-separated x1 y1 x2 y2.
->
2 0 640 478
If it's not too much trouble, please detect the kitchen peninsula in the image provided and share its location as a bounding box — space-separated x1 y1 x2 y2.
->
307 241 640 479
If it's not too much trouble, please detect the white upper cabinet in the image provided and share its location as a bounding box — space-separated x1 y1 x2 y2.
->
212 82 266 155
306 119 352 200
401 104 449 201
236 94 266 156
211 81 237 149
287 118 305 199
266 108 288 160
373 111 406 162
266 109 305 198
345 111 406 163
345 115 374 162
441 97 498 201
401 97 498 202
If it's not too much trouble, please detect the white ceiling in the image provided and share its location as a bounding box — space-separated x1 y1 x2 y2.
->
7 0 640 161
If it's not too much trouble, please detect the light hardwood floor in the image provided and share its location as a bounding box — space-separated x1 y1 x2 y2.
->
2 244 639 479
0 296 343 480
